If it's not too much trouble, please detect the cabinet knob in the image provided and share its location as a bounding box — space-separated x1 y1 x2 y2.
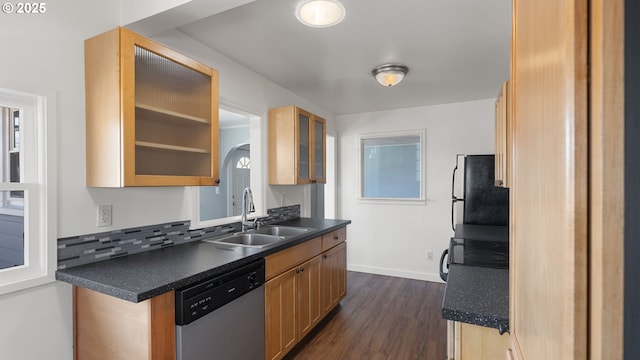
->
215 178 221 184
300 267 304 272
296 269 300 273
323 255 328 259
333 236 339 240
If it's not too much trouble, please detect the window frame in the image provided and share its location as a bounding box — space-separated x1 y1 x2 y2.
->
0 85 56 295
358 129 426 205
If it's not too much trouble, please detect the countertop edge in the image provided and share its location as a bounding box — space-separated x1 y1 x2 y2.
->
441 264 509 331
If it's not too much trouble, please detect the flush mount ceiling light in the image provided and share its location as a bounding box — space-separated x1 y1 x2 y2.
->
295 0 346 28
372 64 409 87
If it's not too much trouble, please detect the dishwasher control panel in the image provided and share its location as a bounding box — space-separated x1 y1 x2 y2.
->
175 258 265 325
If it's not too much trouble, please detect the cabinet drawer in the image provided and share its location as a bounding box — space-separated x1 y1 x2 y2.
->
321 227 347 252
265 237 321 281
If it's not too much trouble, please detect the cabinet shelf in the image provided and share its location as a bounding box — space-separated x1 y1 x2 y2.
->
135 103 209 124
135 141 210 154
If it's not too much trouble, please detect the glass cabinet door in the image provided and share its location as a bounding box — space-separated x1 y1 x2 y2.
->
312 116 325 183
133 45 213 178
298 111 310 182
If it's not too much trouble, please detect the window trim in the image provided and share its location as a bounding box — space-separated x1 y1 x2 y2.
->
0 85 56 295
358 129 426 205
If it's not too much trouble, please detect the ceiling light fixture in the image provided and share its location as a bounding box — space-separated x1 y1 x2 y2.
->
295 0 346 28
372 64 409 87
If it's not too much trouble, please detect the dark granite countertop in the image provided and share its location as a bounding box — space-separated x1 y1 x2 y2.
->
441 264 509 331
56 218 350 303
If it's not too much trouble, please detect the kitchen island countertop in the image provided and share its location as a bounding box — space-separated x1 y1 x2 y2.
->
56 218 350 303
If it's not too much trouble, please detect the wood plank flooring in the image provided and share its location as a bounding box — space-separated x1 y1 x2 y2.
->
284 271 447 360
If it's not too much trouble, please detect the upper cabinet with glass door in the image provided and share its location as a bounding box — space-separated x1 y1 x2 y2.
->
85 27 219 187
268 105 325 185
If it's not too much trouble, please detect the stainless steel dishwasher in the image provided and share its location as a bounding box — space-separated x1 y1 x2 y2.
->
175 258 265 360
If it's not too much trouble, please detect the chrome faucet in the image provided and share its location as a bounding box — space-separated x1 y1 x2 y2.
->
241 187 256 232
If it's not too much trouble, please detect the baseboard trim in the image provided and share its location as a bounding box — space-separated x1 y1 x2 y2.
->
347 264 445 284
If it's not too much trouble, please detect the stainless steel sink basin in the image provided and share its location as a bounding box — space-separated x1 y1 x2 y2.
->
254 225 315 237
205 233 286 248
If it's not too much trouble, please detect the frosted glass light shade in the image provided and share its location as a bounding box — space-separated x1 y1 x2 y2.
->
372 64 409 87
296 0 346 28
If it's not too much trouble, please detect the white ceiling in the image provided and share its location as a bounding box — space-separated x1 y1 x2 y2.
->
177 0 512 115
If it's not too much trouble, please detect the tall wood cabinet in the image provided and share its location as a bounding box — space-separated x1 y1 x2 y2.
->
508 0 589 359
264 228 347 360
268 106 326 185
85 27 219 187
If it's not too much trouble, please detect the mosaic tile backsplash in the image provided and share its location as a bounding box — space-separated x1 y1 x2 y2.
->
57 204 301 269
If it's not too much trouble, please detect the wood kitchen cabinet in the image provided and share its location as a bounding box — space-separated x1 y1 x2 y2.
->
85 26 219 187
74 286 175 360
321 241 346 316
268 105 326 185
264 228 347 360
452 322 510 360
297 255 323 339
494 80 510 188
264 266 298 360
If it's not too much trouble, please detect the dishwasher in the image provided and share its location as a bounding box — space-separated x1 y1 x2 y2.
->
175 258 265 360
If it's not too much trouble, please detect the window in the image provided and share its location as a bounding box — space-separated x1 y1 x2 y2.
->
0 86 56 295
359 130 425 202
236 156 250 169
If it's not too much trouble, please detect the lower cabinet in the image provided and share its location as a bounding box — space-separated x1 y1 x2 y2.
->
264 229 347 360
452 322 510 360
74 286 175 360
264 267 298 360
321 242 346 315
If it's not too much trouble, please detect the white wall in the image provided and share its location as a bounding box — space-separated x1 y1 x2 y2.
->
337 99 495 282
0 1 335 359
0 2 120 358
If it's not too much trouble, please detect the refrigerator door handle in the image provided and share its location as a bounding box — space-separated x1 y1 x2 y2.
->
439 249 449 282
451 154 465 231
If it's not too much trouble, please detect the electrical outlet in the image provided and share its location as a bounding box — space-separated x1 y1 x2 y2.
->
427 251 434 261
98 205 112 227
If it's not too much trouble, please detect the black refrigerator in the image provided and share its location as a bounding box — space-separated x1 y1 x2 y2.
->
440 154 509 281
454 154 509 229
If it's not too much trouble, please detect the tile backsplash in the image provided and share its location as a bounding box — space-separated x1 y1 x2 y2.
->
57 204 300 270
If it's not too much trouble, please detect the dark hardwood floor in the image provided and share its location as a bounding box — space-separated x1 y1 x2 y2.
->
284 271 447 360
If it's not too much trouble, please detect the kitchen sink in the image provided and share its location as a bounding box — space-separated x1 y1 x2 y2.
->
254 225 315 237
205 233 286 248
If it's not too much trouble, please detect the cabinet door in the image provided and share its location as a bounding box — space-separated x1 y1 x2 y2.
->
297 110 311 183
321 242 347 315
310 115 326 183
265 268 297 360
454 322 510 360
297 255 322 339
510 0 588 358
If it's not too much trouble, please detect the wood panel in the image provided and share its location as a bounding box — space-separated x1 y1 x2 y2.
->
320 227 346 252
265 236 322 280
321 242 347 316
84 27 122 187
456 322 510 360
588 0 624 359
297 255 322 339
510 0 588 359
268 106 297 185
74 287 175 360
265 268 298 360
